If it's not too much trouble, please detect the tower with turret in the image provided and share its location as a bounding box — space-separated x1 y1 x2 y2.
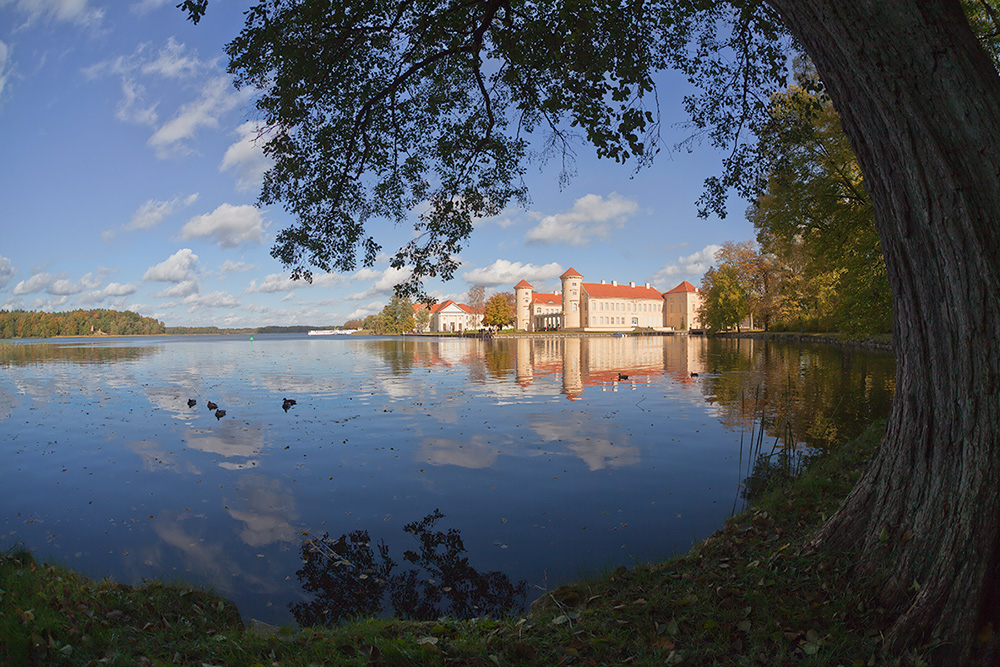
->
560 267 583 329
514 279 533 331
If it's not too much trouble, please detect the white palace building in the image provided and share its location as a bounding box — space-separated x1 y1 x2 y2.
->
515 268 703 333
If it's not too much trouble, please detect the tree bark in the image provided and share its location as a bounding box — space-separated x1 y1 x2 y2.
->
765 0 1000 662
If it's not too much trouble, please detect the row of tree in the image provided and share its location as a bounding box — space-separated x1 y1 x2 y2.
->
0 309 166 339
363 296 420 334
699 64 892 335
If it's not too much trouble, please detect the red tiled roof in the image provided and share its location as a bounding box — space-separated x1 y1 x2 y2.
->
582 282 662 299
664 280 700 294
560 267 583 279
429 300 481 314
531 292 561 305
514 279 533 289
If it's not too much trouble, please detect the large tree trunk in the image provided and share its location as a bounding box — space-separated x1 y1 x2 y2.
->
765 0 1000 662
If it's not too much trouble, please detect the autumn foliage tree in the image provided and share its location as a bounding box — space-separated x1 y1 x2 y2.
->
482 292 515 329
748 63 892 334
699 265 750 332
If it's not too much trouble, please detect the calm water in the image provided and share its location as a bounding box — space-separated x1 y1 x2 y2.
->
0 334 894 625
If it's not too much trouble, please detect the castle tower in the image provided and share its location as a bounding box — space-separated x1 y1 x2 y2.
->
560 267 583 329
514 279 533 331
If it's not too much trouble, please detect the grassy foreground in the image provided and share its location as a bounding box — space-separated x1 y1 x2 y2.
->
2 421 923 666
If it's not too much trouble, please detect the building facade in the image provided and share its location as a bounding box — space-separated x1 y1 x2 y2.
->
515 268 703 332
416 300 484 333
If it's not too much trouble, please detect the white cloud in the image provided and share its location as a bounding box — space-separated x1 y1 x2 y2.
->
310 273 346 288
244 271 340 294
525 193 638 246
154 280 199 298
48 278 82 295
78 282 137 304
13 272 55 295
0 254 16 289
10 271 86 296
651 244 721 286
346 266 413 300
462 259 564 287
347 301 384 321
143 248 199 282
473 205 522 229
180 203 264 249
220 121 273 192
219 260 255 274
246 273 296 294
141 38 201 79
149 76 243 158
78 271 105 290
2 0 104 26
28 294 70 310
183 290 241 309
131 0 170 15
115 77 158 125
0 40 12 103
125 193 198 231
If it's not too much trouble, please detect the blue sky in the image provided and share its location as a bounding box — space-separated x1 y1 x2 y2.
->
0 0 756 328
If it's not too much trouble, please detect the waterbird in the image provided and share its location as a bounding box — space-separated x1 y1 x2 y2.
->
187 399 197 408
215 409 226 420
282 398 297 412
690 372 699 378
617 373 629 381
206 401 218 411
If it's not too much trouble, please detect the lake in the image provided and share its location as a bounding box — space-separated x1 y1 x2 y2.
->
0 334 894 626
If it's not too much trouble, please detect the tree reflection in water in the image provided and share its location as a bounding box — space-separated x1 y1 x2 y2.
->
291 510 529 626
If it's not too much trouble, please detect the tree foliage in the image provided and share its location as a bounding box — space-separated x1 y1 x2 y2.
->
699 264 750 332
747 63 892 334
183 0 791 296
413 306 432 333
483 292 514 329
0 309 166 339
363 295 416 334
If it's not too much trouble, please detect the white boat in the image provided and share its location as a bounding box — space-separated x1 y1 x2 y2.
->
308 329 359 335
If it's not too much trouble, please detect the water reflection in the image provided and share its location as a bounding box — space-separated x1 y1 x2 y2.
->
291 510 529 625
0 334 894 627
699 338 895 449
0 341 158 365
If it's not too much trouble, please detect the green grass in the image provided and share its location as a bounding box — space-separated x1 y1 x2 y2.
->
2 420 925 666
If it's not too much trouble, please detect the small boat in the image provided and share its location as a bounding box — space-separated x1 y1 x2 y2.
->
307 330 337 336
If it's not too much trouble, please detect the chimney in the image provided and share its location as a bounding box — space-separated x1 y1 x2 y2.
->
601 279 606 284
644 282 649 289
612 280 617 287
629 281 635 287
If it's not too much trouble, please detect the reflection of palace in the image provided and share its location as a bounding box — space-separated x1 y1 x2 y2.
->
515 268 704 333
514 336 707 400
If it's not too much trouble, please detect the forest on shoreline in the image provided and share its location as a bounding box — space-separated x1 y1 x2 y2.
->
0 309 343 339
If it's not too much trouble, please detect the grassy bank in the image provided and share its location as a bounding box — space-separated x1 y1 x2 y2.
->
2 421 919 666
